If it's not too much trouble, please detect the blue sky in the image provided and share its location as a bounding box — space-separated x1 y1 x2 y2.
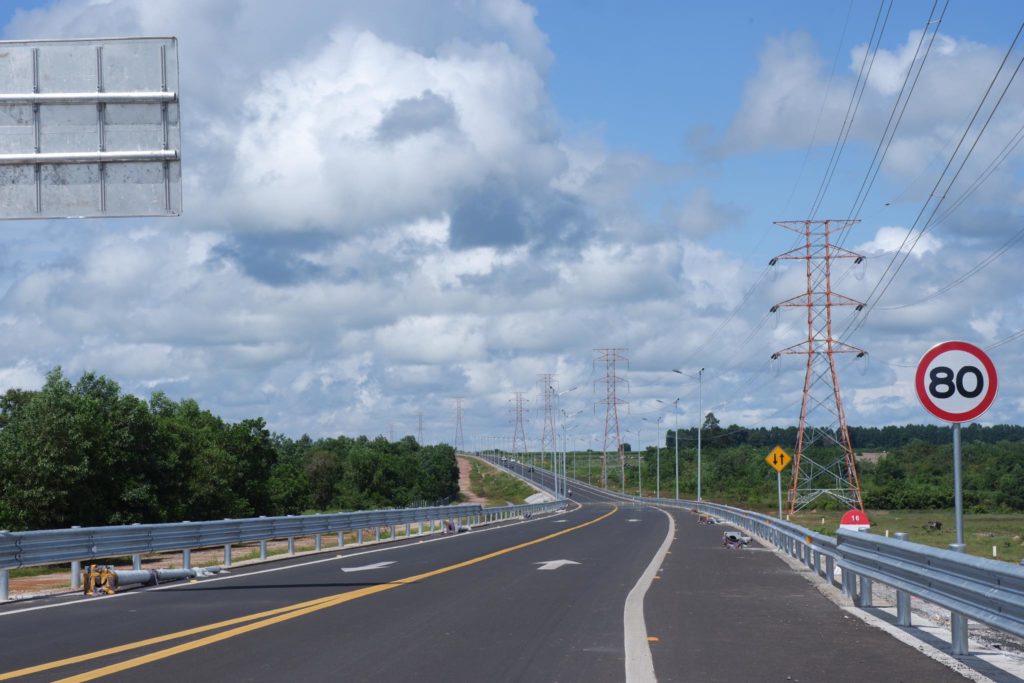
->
0 1 1022 447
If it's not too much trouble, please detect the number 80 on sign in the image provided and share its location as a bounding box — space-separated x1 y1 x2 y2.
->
915 341 998 423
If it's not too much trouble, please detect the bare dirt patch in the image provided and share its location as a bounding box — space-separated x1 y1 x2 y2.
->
457 455 490 506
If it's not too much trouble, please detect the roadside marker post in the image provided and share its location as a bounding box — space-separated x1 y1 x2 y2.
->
764 446 791 519
915 341 998 547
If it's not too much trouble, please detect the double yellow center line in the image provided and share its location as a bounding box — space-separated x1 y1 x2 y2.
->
2 505 617 682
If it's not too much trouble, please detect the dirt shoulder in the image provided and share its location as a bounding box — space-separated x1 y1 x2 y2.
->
457 455 490 505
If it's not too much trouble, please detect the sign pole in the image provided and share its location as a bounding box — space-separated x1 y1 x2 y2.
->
915 340 998 549
765 446 791 519
776 470 783 520
952 422 964 547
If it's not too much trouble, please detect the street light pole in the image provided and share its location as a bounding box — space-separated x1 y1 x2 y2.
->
655 416 662 498
697 368 703 501
673 368 705 501
672 400 679 499
642 415 664 498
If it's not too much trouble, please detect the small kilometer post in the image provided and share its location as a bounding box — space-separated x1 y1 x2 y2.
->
914 341 998 547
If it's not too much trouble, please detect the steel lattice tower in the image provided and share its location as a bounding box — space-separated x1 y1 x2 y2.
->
538 374 558 466
770 219 867 513
454 398 465 453
511 392 529 458
594 348 628 491
417 411 424 445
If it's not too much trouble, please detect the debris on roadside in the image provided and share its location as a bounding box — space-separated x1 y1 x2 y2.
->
722 531 751 549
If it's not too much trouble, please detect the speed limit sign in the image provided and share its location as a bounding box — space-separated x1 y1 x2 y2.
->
915 340 998 423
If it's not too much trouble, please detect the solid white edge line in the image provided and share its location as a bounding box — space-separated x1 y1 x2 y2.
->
623 506 675 683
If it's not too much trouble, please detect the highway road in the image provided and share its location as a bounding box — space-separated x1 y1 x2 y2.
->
0 457 970 682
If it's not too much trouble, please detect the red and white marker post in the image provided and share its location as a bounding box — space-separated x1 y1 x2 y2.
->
915 341 998 547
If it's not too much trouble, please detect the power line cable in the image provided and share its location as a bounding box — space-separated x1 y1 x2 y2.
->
838 0 948 247
841 22 1024 341
880 225 1024 310
808 0 894 220
986 327 1024 351
780 0 857 217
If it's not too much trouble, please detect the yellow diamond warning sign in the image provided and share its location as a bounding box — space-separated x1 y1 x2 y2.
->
765 446 791 473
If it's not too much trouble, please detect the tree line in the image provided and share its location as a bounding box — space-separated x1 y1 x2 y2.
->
664 412 1024 450
0 368 458 531
626 413 1024 512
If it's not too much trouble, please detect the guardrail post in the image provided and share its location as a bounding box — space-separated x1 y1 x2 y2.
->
71 559 82 591
813 550 821 577
338 531 345 547
825 555 835 587
183 548 191 570
358 528 363 545
0 568 7 601
131 523 143 570
70 526 82 590
842 567 856 600
857 576 873 607
287 537 294 555
389 525 395 540
223 544 232 567
892 533 911 625
259 540 268 560
375 527 381 543
948 543 969 655
405 523 410 538
315 534 322 551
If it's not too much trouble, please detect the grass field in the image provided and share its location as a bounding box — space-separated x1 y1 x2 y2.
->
782 508 1024 564
469 460 534 505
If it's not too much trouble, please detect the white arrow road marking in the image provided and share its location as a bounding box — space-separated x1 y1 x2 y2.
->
341 561 396 573
535 560 581 571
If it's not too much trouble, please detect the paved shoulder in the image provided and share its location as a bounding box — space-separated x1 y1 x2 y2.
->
645 509 969 683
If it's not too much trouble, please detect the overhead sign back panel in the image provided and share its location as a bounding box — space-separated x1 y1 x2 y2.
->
0 37 180 219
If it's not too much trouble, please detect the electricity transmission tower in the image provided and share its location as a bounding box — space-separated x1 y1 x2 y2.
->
594 348 628 491
454 398 465 453
770 219 867 513
538 374 558 468
511 392 529 460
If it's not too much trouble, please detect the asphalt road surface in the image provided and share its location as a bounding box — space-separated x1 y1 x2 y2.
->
0 459 969 682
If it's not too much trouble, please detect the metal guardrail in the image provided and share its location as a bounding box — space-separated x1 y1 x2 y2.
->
0 499 567 600
837 528 1024 653
562 479 1024 657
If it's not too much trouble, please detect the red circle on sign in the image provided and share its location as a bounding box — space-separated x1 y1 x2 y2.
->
915 341 998 423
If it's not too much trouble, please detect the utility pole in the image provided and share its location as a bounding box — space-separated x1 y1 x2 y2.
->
511 392 529 473
672 369 704 500
595 348 628 492
454 398 465 453
538 374 558 484
771 219 867 513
